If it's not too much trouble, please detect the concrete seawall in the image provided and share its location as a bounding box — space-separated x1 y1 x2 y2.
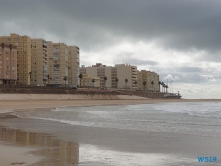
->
0 94 148 100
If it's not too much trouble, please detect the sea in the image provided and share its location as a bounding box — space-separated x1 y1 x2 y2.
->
13 102 221 138
6 102 221 166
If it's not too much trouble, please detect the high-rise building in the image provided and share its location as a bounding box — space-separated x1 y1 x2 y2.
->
80 63 138 90
0 33 31 85
137 70 160 91
47 42 68 86
31 39 47 86
68 46 79 86
0 43 17 84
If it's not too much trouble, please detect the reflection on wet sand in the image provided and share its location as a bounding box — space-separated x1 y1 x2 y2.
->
0 125 79 166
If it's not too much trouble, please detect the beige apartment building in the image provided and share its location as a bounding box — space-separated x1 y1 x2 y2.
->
137 70 160 91
0 33 31 85
47 42 68 86
0 43 17 84
80 63 114 88
116 64 137 90
31 39 47 86
68 46 80 86
81 74 100 88
80 63 138 90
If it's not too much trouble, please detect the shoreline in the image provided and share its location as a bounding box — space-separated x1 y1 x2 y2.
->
1 98 221 114
1 98 221 166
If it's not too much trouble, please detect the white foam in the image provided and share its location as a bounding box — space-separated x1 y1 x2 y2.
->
79 144 195 166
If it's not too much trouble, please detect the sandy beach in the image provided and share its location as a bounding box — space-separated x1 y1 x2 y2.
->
1 96 221 166
1 97 220 114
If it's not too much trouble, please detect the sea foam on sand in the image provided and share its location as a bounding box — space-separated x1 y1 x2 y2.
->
79 144 195 166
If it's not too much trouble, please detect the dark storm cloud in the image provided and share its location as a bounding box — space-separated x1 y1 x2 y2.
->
1 0 221 58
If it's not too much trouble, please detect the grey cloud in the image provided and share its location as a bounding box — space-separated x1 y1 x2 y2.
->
1 0 221 98
1 0 221 57
117 58 158 66
161 73 208 83
113 52 158 66
130 59 158 66
177 67 204 73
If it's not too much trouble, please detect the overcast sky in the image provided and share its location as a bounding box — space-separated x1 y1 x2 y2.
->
1 0 221 99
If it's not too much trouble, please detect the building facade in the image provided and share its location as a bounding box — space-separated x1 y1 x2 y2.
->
137 70 160 91
115 64 137 90
68 46 79 86
47 42 68 86
81 74 100 88
0 33 31 85
31 39 47 86
0 43 17 84
80 63 138 90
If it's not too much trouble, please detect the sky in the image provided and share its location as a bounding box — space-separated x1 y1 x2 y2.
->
0 0 221 99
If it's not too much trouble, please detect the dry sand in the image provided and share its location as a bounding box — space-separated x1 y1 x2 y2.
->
0 95 221 166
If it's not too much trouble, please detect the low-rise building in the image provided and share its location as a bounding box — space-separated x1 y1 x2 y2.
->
81 74 100 88
0 43 17 84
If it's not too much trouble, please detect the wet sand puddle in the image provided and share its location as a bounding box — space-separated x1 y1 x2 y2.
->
0 114 79 166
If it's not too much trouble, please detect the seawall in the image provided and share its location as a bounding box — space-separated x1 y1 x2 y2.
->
0 94 148 100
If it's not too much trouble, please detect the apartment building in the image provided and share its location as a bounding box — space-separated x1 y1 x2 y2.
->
115 64 137 90
68 46 80 86
47 42 68 86
137 70 160 91
31 39 47 86
0 33 31 85
80 63 138 90
80 63 114 88
0 43 17 84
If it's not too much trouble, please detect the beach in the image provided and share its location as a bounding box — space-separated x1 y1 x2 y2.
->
1 96 221 166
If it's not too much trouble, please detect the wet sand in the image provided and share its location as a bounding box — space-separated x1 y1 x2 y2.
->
0 143 43 166
1 98 221 113
1 98 221 166
0 113 79 166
